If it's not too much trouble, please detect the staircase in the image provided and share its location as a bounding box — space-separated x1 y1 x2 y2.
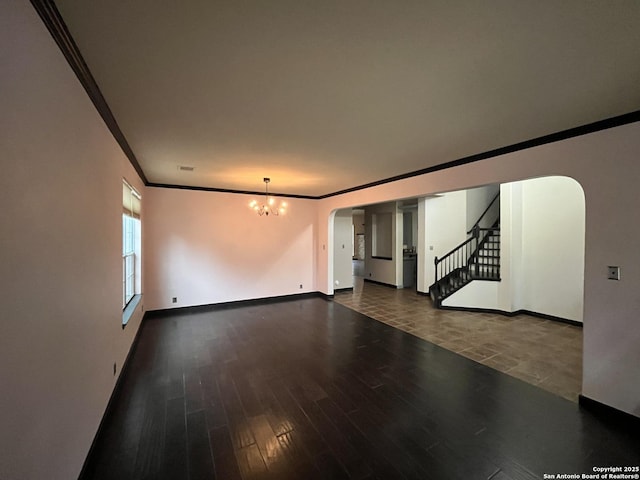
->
430 194 501 307
470 226 500 281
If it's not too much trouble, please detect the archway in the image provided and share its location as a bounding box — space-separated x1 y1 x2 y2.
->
327 176 586 402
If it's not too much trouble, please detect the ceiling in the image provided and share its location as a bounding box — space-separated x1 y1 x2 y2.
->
53 0 640 197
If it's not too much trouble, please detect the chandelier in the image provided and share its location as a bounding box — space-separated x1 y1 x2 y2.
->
249 178 287 216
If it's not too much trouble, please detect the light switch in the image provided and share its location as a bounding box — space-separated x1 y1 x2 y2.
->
607 266 620 280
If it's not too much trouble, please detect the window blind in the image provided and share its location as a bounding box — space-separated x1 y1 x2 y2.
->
123 180 141 218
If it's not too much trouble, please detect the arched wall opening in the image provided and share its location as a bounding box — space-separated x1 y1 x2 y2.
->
437 176 586 322
328 176 585 323
326 176 586 407
319 120 640 418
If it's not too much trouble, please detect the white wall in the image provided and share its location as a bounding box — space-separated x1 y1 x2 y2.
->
519 176 585 320
441 185 503 310
498 182 522 313
466 184 500 230
411 210 418 249
0 2 145 479
332 209 353 289
443 282 499 309
422 190 468 289
317 121 640 418
144 187 316 310
443 176 585 323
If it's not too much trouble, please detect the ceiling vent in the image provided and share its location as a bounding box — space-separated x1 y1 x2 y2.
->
178 165 195 172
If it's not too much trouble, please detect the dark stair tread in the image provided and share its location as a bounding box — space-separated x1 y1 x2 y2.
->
432 219 501 305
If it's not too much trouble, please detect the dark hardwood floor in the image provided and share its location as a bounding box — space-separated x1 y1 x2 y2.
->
82 298 640 480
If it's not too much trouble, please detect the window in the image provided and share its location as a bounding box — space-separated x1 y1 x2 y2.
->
123 180 141 310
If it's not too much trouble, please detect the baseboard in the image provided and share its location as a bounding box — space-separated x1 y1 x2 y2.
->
579 394 640 427
78 313 146 479
438 305 582 327
316 291 334 300
146 291 327 317
334 287 354 293
439 305 511 316
363 278 398 289
517 309 582 326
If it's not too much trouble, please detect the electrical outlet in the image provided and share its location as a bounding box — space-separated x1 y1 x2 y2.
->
607 266 620 280
299 284 303 289
172 297 177 303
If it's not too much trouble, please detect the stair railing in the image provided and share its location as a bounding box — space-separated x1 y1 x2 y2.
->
433 225 499 296
467 192 500 234
432 191 501 302
472 226 500 279
434 227 480 288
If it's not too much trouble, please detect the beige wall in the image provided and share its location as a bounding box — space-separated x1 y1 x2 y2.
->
143 187 317 310
364 202 402 286
0 2 144 479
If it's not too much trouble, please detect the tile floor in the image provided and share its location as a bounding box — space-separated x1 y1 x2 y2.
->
334 276 583 402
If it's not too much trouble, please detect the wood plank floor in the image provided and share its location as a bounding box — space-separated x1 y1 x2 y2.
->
82 297 640 480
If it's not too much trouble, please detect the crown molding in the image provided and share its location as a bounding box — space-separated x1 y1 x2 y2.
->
31 1 639 199
146 182 317 200
317 110 640 199
30 0 148 184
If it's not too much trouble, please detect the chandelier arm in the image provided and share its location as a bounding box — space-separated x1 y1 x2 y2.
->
249 177 285 216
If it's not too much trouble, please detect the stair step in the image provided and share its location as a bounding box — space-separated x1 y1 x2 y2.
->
432 217 501 306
